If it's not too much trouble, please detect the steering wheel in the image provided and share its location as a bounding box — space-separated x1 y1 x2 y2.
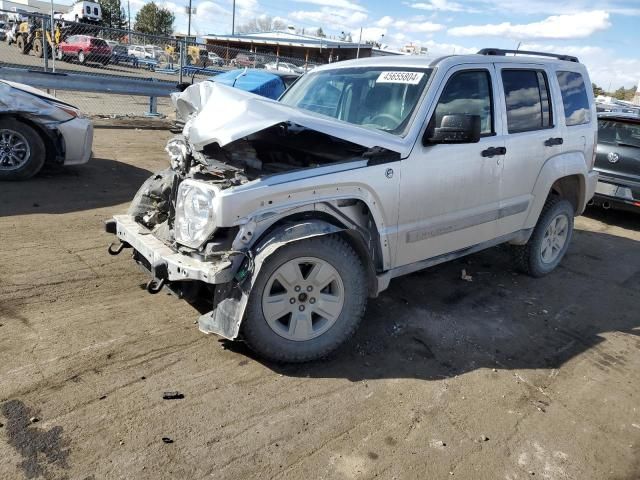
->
369 113 401 129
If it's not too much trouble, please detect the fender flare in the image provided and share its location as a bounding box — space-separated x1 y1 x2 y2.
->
198 220 344 340
524 152 588 228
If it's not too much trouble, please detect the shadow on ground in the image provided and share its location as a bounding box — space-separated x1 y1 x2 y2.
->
222 219 640 381
584 205 639 231
0 158 152 217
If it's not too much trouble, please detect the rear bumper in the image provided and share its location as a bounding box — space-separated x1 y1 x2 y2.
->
107 214 234 284
593 176 640 210
58 117 93 166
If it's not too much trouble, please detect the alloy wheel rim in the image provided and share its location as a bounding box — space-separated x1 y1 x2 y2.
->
540 213 569 264
262 256 345 342
0 129 31 171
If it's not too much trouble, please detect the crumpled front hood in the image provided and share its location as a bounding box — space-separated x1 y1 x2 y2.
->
172 81 407 157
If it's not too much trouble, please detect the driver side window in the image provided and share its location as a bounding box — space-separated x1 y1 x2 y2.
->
433 70 494 135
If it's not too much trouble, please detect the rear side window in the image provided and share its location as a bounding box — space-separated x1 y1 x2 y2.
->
434 70 494 135
557 71 591 126
502 69 552 133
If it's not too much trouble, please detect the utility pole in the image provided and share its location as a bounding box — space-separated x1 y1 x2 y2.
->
187 0 192 38
127 0 131 43
232 0 236 35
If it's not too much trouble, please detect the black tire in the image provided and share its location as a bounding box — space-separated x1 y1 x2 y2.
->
33 38 43 58
242 235 367 363
16 35 27 54
0 119 47 181
512 196 574 277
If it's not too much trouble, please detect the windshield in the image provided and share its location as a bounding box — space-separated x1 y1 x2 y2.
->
599 119 640 148
280 67 432 135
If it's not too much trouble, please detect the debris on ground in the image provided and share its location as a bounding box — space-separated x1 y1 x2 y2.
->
162 437 174 444
460 269 473 282
29 417 39 423
162 392 184 400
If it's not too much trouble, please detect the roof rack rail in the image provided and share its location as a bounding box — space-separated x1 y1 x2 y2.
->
477 48 579 63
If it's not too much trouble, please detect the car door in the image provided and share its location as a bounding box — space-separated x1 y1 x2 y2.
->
62 35 75 54
494 63 563 236
396 64 506 267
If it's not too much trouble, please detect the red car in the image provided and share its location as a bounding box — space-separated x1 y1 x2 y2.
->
56 35 111 65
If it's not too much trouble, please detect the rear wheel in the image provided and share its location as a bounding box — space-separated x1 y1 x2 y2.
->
77 50 85 64
0 119 46 181
513 196 574 277
33 38 43 57
16 35 27 54
242 235 367 363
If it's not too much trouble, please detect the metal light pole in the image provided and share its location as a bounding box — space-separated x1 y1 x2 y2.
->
127 0 131 43
231 0 236 35
187 0 192 38
356 27 362 58
50 0 56 72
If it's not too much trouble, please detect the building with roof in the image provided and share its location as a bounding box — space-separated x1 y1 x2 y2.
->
201 30 375 65
0 0 69 16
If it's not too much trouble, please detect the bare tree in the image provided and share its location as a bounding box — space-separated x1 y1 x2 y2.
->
236 16 287 33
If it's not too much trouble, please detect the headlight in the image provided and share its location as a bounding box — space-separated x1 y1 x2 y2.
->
166 136 189 170
174 180 218 248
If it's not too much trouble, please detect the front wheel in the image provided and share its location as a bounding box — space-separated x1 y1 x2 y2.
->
0 119 46 180
242 235 367 363
77 50 85 64
512 197 574 277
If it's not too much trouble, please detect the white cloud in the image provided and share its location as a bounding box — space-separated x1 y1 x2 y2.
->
477 0 640 16
289 8 368 30
290 0 367 13
420 39 477 55
448 10 611 40
360 27 387 42
409 0 475 12
521 43 640 88
375 16 395 28
394 20 444 33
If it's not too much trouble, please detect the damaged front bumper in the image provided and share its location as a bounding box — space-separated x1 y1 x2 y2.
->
106 214 234 285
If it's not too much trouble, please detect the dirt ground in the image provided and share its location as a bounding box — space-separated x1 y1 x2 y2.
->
1 128 639 480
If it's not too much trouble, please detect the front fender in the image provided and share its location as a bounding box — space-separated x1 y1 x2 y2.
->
198 220 344 340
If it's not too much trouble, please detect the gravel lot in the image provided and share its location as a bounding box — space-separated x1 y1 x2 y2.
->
1 128 639 480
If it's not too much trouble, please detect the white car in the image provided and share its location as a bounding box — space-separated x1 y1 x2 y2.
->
207 51 225 66
108 48 598 362
128 45 150 59
0 80 93 180
144 45 164 59
264 61 304 74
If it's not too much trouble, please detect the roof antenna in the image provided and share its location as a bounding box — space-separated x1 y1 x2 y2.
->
515 42 522 56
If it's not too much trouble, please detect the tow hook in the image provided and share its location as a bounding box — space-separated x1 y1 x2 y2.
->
108 241 130 256
146 278 165 294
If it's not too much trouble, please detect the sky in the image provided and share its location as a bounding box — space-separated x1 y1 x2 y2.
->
62 0 639 88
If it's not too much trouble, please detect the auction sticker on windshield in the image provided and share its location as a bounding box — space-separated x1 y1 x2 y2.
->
376 71 424 84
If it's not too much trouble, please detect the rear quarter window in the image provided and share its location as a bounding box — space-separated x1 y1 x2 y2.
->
557 71 591 126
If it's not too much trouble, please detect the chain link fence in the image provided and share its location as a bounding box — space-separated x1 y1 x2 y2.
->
0 9 321 117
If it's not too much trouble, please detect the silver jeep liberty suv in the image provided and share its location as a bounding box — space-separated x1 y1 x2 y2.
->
107 48 598 362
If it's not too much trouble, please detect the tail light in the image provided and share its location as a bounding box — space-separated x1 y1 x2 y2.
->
589 131 597 170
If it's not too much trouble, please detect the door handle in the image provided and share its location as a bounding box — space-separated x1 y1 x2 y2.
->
544 137 564 146
481 146 507 158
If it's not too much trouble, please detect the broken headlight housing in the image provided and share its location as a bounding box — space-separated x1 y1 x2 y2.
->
174 180 218 248
165 136 189 171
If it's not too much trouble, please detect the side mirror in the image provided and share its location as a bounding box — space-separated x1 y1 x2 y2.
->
424 114 481 145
